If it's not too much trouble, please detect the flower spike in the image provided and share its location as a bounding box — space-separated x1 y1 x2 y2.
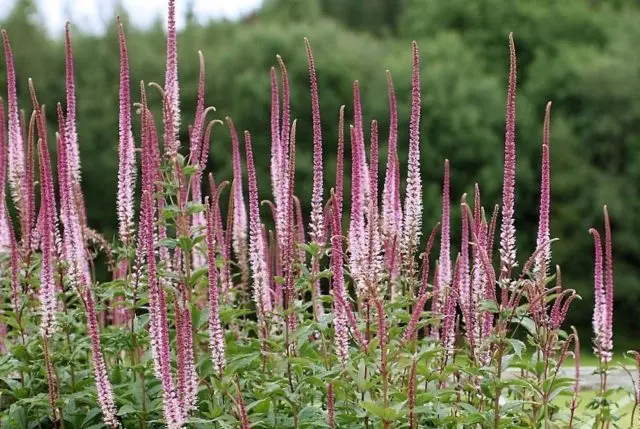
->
499 33 518 280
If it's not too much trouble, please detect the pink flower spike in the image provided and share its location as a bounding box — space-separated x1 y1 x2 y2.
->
226 118 248 267
116 18 136 246
36 138 57 338
535 102 552 277
1 30 26 215
352 81 369 197
401 41 423 266
85 288 120 428
348 123 365 293
0 98 10 251
335 105 345 216
499 33 518 280
305 38 324 245
366 119 382 287
189 51 207 163
459 194 472 334
164 0 180 153
270 67 281 199
589 227 606 361
245 130 273 320
603 206 614 361
439 159 452 287
382 71 403 282
64 23 81 182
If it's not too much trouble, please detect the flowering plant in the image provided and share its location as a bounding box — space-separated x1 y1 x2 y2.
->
0 1 636 428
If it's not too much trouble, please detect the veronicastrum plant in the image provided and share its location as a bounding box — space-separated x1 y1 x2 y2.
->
0 0 638 428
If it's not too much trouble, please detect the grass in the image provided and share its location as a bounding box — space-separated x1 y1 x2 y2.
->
554 389 636 428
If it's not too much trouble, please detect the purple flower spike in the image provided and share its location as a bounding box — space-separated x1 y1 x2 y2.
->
1 31 26 217
227 118 249 274
499 33 518 280
382 71 402 285
64 23 81 182
589 208 614 364
401 41 423 267
37 139 57 338
305 38 324 245
0 98 10 251
245 130 272 321
85 287 120 428
164 0 180 155
439 159 452 287
535 102 552 278
116 19 136 246
603 207 614 361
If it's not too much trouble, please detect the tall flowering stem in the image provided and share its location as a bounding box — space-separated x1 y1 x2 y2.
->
434 159 451 320
499 33 518 282
64 23 81 182
245 130 272 331
163 0 180 156
534 102 552 280
207 181 226 375
305 38 325 321
116 18 136 247
305 38 324 244
589 207 614 364
227 118 249 286
349 83 366 294
366 120 382 289
36 139 56 338
401 41 422 274
85 286 120 428
381 71 402 288
1 30 26 216
0 98 10 251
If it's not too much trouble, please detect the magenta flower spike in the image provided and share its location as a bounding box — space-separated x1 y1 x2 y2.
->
459 194 472 340
116 19 136 247
603 206 614 361
348 123 365 293
401 41 423 266
335 106 345 218
283 121 297 332
270 67 281 199
8 213 20 315
0 98 10 251
305 38 324 245
382 71 402 283
1 30 26 217
36 138 56 338
245 130 273 319
535 102 552 278
163 0 180 155
439 159 452 287
140 98 183 426
85 287 120 428
442 257 460 357
277 55 291 188
589 227 607 361
226 118 249 269
189 51 207 161
499 33 518 281
64 23 81 182
366 119 382 287
56 104 89 288
352 80 370 198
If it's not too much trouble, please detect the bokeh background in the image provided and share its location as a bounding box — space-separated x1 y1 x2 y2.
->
1 0 639 349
